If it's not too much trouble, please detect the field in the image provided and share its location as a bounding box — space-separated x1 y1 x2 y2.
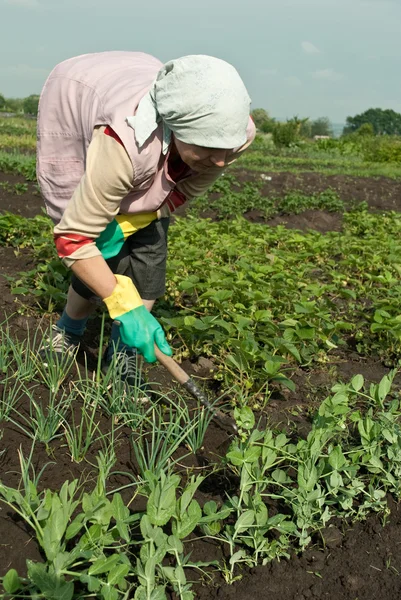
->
0 117 401 599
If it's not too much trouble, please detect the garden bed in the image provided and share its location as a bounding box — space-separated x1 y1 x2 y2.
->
1 169 401 599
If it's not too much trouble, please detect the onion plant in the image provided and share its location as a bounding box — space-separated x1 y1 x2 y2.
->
96 355 153 426
180 400 215 455
0 318 14 379
32 336 77 394
131 400 197 480
61 391 101 463
0 378 26 422
0 320 37 381
9 386 74 449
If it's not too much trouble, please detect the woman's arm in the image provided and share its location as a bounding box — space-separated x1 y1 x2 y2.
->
70 255 117 299
53 125 133 269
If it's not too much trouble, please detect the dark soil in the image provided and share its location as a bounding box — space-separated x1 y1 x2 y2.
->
237 169 401 213
264 209 343 233
174 168 401 234
0 174 41 218
1 170 401 599
194 497 401 600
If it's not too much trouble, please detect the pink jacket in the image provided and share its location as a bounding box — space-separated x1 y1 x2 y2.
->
37 51 254 223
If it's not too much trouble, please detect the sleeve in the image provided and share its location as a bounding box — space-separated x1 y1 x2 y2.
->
53 125 133 268
175 116 256 202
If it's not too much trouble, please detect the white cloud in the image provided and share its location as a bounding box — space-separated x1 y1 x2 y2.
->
312 68 344 82
301 41 320 55
4 0 41 8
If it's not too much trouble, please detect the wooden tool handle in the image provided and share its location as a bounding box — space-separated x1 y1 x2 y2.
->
154 345 190 385
154 345 238 435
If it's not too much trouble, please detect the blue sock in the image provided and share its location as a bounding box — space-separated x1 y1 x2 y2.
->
56 309 88 338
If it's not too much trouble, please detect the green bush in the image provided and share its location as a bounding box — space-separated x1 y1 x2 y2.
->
311 117 333 138
251 133 274 151
363 137 401 163
355 123 375 137
272 122 299 147
260 119 276 134
251 108 270 129
23 95 39 117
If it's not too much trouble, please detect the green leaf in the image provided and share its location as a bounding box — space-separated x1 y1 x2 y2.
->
271 469 289 483
328 446 346 470
253 309 272 322
378 375 392 402
179 475 205 514
226 449 245 466
112 493 130 521
210 290 233 303
101 585 119 600
65 514 84 540
183 315 197 326
244 446 262 463
167 535 184 554
281 342 301 363
229 549 247 565
173 499 202 539
298 463 318 491
351 374 364 392
203 500 218 515
3 569 21 594
174 565 186 586
42 506 69 561
79 574 102 593
383 428 396 444
330 471 343 488
272 375 296 392
116 519 130 542
107 564 130 585
150 587 168 600
234 406 255 430
235 509 255 533
147 473 178 527
296 327 315 340
88 554 121 576
275 433 288 448
28 562 74 600
134 585 147 600
369 455 383 469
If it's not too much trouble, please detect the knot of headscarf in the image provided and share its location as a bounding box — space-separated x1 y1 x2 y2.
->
126 55 251 154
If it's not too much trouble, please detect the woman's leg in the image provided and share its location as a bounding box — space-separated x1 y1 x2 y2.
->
143 299 155 312
65 284 97 319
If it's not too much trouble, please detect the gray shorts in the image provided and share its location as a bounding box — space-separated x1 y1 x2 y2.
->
71 217 170 301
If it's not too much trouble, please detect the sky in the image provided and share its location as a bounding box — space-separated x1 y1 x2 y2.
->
1 0 400 123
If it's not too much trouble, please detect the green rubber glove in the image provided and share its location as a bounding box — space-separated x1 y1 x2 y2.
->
103 275 172 363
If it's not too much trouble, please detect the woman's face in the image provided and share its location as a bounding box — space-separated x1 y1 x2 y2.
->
173 137 230 172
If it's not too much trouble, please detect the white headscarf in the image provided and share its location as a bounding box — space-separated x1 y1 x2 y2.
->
126 55 251 154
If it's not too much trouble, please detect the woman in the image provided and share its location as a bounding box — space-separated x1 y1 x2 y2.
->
37 51 255 385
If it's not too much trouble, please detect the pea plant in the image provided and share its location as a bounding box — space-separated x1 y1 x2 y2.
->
214 370 401 580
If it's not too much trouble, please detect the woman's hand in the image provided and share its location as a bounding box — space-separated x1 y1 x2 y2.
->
103 274 172 362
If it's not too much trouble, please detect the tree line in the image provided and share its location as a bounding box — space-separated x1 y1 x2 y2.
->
251 107 401 141
0 94 39 116
1 92 401 138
